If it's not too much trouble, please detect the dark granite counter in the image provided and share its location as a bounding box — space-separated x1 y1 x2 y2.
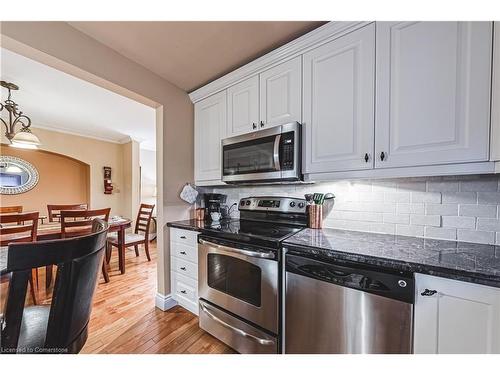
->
167 219 238 236
283 228 500 288
167 220 500 287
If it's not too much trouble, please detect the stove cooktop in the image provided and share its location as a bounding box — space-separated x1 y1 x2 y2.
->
201 219 305 249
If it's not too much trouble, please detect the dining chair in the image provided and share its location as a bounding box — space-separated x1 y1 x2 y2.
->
0 219 108 354
47 203 88 223
107 203 155 263
0 205 23 214
0 212 40 305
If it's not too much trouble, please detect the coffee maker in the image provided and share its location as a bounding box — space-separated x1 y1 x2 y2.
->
203 193 227 220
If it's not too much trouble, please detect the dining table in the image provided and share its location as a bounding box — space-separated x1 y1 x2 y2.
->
0 217 132 283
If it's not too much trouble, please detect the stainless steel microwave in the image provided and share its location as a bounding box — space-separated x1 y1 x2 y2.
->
221 122 302 184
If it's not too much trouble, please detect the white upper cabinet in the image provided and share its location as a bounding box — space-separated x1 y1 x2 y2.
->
227 75 259 137
303 23 375 173
490 21 500 161
414 274 500 354
259 56 302 128
375 22 492 169
194 91 227 184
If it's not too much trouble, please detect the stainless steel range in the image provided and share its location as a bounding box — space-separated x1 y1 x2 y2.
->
198 196 307 354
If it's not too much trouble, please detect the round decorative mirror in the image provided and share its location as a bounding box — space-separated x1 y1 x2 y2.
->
0 156 39 195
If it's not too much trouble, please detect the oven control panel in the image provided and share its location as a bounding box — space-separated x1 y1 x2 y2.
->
239 196 307 214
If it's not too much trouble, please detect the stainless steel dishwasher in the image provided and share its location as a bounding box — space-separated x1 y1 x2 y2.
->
285 250 414 354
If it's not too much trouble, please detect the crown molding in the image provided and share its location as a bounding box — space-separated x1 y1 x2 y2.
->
31 124 125 144
188 21 372 103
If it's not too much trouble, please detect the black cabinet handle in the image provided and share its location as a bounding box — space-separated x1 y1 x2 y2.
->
180 290 187 294
180 267 186 271
364 153 370 163
260 121 265 128
252 122 257 129
421 289 437 297
180 251 187 255
380 151 386 161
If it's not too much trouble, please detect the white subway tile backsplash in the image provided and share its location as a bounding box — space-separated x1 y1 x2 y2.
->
477 192 500 204
384 192 410 203
396 224 425 237
442 192 477 204
459 204 497 218
411 192 441 204
410 214 441 227
425 226 457 240
213 175 500 245
427 181 459 192
460 178 498 192
457 229 495 245
397 203 425 215
383 213 410 224
442 216 476 229
477 218 500 232
425 204 459 216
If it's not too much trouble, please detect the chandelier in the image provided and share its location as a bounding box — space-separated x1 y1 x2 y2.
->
1 80 41 149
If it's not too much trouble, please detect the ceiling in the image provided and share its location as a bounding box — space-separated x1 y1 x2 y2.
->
68 21 326 92
1 48 156 150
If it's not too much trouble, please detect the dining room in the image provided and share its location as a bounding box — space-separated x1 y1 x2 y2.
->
0 46 159 353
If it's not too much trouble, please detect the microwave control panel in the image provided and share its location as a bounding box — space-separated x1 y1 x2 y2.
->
280 131 295 171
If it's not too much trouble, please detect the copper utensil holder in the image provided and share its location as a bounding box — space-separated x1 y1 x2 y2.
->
308 204 323 229
194 208 205 221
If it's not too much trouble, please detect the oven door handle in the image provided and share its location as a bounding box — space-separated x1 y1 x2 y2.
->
199 238 275 259
199 300 275 346
273 134 281 171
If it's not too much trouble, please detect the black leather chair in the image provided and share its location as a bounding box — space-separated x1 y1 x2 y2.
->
0 219 108 354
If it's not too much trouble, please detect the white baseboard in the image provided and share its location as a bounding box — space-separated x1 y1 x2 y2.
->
155 292 177 311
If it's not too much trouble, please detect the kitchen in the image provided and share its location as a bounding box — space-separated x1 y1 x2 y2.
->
167 21 500 355
1 4 500 371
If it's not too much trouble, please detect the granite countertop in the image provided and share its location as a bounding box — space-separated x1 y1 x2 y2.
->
283 228 500 288
167 219 500 287
167 219 237 235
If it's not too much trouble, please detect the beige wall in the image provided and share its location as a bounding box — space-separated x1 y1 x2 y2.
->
140 148 156 211
0 144 90 214
0 21 194 298
1 127 135 218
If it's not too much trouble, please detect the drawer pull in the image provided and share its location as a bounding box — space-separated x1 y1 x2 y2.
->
421 289 437 297
180 251 187 255
180 267 186 271
180 236 187 239
180 290 187 294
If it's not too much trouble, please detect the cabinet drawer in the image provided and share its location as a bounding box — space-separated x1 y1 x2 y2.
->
170 228 199 246
171 257 198 280
173 273 198 304
171 242 197 263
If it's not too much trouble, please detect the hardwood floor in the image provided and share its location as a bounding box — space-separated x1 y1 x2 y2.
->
3 241 234 354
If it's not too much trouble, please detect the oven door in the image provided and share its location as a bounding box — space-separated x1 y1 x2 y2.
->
198 237 279 334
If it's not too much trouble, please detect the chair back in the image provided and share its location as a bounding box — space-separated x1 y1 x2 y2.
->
47 204 88 222
1 219 109 353
61 208 110 238
0 212 39 247
134 203 155 240
0 206 23 214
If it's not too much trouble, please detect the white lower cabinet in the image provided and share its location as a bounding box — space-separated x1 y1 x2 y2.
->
170 228 199 315
414 273 500 354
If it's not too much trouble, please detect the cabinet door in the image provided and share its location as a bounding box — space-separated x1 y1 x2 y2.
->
227 75 259 136
375 22 492 169
490 21 500 161
414 273 500 354
194 91 226 183
303 23 375 173
259 56 301 128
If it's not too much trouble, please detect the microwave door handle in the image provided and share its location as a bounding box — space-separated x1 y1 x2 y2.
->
199 300 275 346
273 134 281 171
199 239 275 259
